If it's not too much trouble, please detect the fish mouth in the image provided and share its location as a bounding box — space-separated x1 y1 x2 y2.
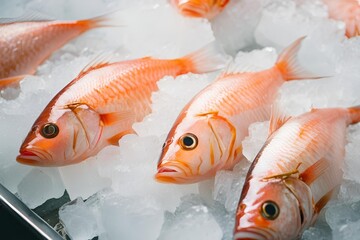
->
234 227 274 240
155 166 180 183
16 149 44 166
16 155 41 166
157 167 179 174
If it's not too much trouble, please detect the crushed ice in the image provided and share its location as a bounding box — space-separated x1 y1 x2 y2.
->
1 0 360 239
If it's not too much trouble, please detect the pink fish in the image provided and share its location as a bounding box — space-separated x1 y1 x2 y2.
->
16 43 228 166
0 12 115 88
156 37 323 184
234 106 360 239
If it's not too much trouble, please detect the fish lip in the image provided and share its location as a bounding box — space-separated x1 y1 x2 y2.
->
155 167 179 183
157 167 179 174
234 227 274 240
16 154 41 166
155 166 186 183
16 148 46 166
154 175 178 184
19 150 37 156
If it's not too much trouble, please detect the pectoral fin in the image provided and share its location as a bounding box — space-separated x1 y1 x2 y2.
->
314 188 336 213
100 111 137 146
100 111 136 126
299 157 329 185
108 129 135 146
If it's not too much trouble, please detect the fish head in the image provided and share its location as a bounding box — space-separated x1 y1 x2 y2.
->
234 178 313 240
156 112 233 183
17 103 103 166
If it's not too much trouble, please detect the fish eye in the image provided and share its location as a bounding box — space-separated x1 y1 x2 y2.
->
261 201 280 220
179 133 198 150
40 123 59 139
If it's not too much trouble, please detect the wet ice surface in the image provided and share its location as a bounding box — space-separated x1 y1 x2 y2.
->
2 0 360 239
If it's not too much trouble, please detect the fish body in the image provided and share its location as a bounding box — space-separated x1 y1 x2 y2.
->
171 0 229 19
323 0 360 37
0 14 110 88
16 43 227 166
156 37 322 184
234 106 360 239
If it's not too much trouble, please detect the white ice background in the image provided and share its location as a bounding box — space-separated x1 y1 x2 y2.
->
1 0 360 239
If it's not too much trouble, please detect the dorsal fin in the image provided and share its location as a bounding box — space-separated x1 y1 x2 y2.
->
0 10 54 25
78 51 121 77
268 104 291 136
219 60 262 78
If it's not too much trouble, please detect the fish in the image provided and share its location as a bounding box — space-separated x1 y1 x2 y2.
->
16 42 228 166
171 0 230 19
0 12 117 89
155 37 324 184
323 0 360 37
233 105 360 239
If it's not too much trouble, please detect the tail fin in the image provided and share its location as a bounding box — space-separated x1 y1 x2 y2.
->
180 42 230 74
276 36 324 81
348 106 360 124
77 10 123 29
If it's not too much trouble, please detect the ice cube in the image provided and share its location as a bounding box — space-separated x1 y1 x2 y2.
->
133 73 213 137
158 195 223 240
338 180 360 203
211 0 263 55
344 124 360 184
332 219 360 240
213 160 251 212
242 121 269 162
59 198 99 240
325 201 360 231
110 134 198 212
58 156 111 200
17 168 65 209
255 0 341 50
301 211 331 240
116 1 214 58
99 192 164 240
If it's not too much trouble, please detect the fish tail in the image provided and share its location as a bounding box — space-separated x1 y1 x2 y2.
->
180 42 230 74
275 36 325 81
76 11 123 29
348 106 360 124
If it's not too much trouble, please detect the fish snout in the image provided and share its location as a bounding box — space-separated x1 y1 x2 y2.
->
157 166 179 174
16 148 44 166
17 152 41 166
155 165 182 183
234 227 274 240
